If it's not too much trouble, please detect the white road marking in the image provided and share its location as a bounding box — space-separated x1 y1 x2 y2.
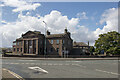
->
28 66 48 73
18 60 36 61
3 68 24 80
30 63 35 65
95 69 120 75
48 63 52 65
65 64 69 66
66 61 82 62
21 63 25 64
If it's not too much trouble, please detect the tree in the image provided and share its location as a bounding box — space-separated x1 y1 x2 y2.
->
95 31 120 55
89 46 95 55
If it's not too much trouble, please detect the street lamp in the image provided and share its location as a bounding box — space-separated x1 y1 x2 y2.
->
43 21 47 58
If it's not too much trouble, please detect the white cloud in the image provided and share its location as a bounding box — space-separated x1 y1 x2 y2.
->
1 0 41 12
76 12 88 20
94 8 118 37
1 20 7 24
0 7 118 47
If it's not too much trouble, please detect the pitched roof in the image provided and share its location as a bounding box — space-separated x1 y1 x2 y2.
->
73 42 88 47
46 33 67 38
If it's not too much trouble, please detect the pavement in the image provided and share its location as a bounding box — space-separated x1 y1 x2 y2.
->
2 68 24 80
2 58 120 79
2 57 119 60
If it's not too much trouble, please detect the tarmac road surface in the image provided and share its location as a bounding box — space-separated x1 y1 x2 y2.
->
2 58 120 79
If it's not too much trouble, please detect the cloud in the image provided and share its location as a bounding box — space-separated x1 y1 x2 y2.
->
1 20 7 24
0 7 118 47
76 12 88 20
94 8 118 37
1 0 41 12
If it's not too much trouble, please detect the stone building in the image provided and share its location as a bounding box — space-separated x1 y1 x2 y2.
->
70 42 90 56
13 31 45 55
12 29 73 57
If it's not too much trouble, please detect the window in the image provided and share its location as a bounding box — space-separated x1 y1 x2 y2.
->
56 48 59 52
17 42 19 46
46 48 47 52
40 48 42 52
17 48 19 52
21 48 22 52
40 41 42 44
51 48 53 52
21 41 22 45
56 40 59 44
62 40 64 44
51 40 53 44
13 48 16 51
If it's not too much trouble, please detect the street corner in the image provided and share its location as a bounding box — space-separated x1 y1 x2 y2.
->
2 68 25 80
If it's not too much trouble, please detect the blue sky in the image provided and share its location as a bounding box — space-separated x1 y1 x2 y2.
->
0 1 119 47
2 2 118 31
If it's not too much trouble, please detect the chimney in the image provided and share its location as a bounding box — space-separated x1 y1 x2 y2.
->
64 28 68 34
47 30 50 35
88 41 89 46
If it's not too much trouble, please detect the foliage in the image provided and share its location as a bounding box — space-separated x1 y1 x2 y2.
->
89 46 95 53
95 31 120 55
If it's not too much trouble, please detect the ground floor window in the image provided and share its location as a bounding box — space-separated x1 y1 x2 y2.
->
51 48 53 52
56 48 59 52
21 48 22 52
17 48 19 52
13 48 16 52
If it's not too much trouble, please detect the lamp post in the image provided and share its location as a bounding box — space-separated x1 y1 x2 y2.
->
43 21 47 58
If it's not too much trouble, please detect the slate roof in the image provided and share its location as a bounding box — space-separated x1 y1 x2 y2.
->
73 42 88 47
46 33 67 38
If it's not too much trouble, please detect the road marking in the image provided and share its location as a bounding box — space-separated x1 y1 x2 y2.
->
3 68 24 80
28 66 48 74
66 61 82 62
95 69 120 75
14 63 19 64
65 64 69 65
58 64 63 66
48 63 52 65
21 63 25 64
25 63 29 64
30 63 35 65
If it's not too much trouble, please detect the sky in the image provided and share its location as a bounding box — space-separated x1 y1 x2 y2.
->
0 0 119 47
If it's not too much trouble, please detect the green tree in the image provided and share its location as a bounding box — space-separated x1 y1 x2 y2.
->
89 46 95 54
95 31 120 55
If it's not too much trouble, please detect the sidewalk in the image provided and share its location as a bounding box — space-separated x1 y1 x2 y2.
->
2 68 24 80
1 57 119 60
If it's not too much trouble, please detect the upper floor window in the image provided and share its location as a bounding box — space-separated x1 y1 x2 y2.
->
56 40 59 44
17 42 19 46
21 41 22 45
51 40 53 44
62 40 64 44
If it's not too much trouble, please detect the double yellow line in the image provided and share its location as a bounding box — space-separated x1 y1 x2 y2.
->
3 68 25 80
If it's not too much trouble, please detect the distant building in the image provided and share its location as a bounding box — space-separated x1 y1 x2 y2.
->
12 29 73 57
70 42 90 55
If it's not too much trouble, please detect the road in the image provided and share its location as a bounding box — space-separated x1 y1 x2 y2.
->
2 58 119 79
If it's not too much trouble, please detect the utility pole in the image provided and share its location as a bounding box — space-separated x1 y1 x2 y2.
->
43 21 47 58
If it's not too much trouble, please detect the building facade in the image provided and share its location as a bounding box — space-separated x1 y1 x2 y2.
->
70 42 90 55
13 29 73 57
